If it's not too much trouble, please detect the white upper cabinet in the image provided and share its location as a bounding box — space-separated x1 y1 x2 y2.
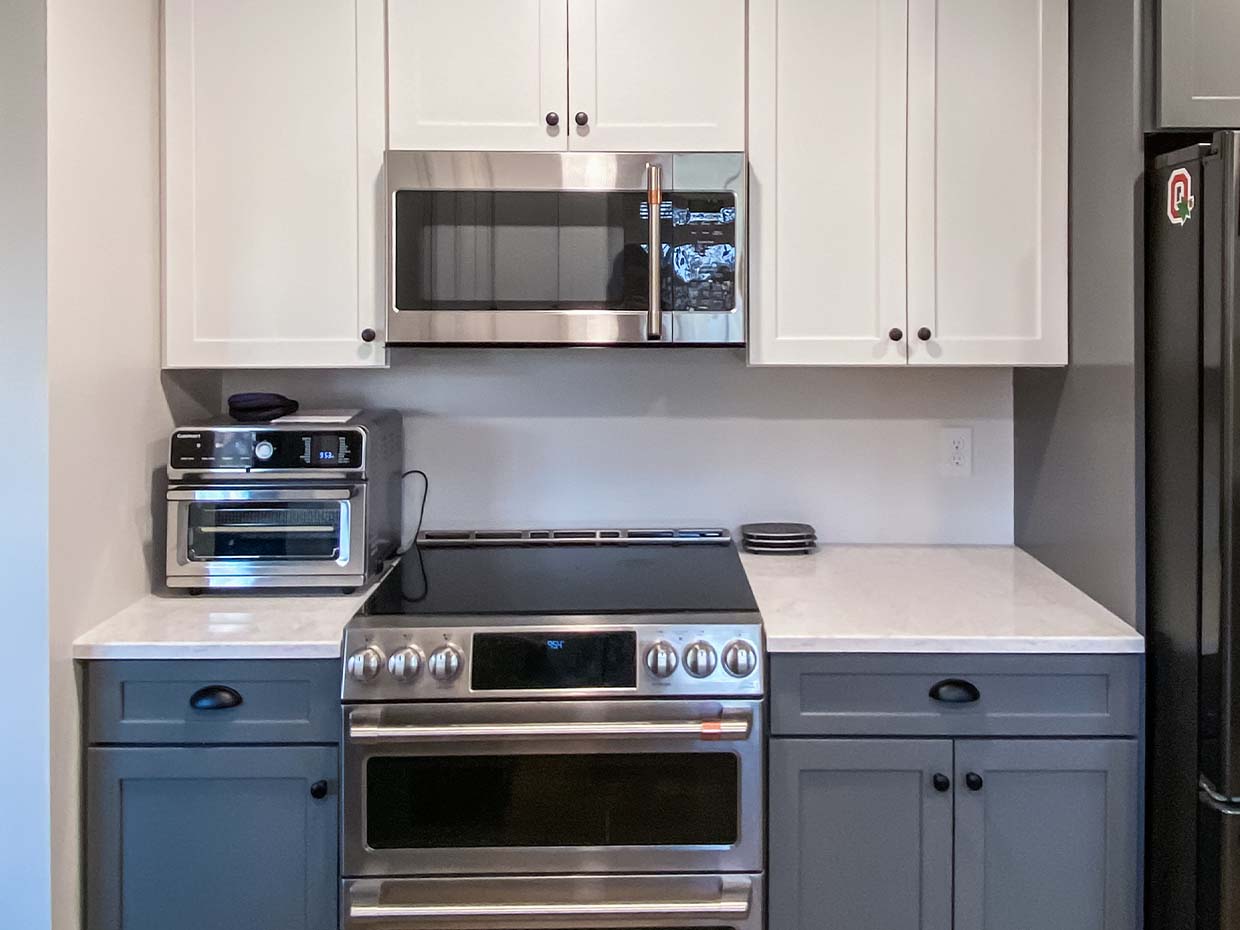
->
567 0 745 152
387 0 569 151
163 0 386 369
748 0 909 366
748 0 1068 368
387 0 744 153
906 0 1068 366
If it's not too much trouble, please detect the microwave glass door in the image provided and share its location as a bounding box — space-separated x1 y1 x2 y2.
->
186 501 345 561
365 751 738 850
393 190 737 313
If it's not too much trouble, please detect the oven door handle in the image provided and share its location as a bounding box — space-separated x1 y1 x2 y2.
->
347 713 752 743
349 892 751 922
168 488 353 502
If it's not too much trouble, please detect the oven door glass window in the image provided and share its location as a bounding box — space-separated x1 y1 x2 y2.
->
186 502 344 561
365 752 738 849
393 191 737 313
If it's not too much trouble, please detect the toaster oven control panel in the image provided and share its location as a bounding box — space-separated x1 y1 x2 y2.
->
170 428 363 471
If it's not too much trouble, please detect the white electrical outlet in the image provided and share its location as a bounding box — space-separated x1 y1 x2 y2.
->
939 427 973 477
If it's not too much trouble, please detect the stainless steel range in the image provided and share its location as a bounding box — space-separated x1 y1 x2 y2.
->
340 529 765 930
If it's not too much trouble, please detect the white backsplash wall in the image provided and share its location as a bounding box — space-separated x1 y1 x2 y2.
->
226 349 1015 544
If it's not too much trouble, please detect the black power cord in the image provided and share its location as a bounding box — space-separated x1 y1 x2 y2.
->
398 469 430 554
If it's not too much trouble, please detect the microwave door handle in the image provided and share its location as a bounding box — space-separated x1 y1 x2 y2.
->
167 488 352 502
646 162 663 341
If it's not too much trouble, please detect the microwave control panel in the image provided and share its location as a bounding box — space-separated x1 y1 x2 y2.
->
170 428 364 471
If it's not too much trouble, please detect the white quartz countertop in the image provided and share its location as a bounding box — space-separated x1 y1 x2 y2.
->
74 546 1144 660
743 545 1144 654
71 578 387 660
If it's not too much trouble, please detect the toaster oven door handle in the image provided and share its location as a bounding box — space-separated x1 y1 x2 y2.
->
348 714 752 743
349 892 751 922
167 488 353 502
646 161 663 341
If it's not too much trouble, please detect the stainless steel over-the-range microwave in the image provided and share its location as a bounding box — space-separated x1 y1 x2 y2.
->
385 151 747 346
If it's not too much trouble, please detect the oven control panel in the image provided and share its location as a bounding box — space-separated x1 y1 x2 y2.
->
341 621 765 701
170 428 364 472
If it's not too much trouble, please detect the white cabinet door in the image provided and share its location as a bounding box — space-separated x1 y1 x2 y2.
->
163 0 386 369
567 0 745 152
748 0 909 365
907 0 1068 366
388 0 568 151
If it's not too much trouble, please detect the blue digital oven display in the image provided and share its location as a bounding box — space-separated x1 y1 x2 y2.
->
470 631 637 691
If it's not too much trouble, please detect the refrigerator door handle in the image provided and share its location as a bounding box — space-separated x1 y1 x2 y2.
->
1201 775 1240 810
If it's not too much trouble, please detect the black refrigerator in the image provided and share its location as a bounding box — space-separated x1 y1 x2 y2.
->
1147 131 1240 930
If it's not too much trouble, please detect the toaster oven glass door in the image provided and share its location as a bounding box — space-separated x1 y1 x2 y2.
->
393 190 738 314
186 501 345 561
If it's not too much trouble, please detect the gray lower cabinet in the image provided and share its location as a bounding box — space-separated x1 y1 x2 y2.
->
769 739 954 930
1159 0 1240 127
86 745 338 930
953 739 1139 930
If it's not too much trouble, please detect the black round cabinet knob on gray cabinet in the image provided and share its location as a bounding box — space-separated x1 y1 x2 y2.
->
310 780 329 800
932 773 951 792
965 772 984 792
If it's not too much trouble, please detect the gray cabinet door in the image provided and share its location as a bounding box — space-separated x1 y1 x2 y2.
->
953 739 1139 930
86 745 338 930
769 739 953 930
1160 0 1240 127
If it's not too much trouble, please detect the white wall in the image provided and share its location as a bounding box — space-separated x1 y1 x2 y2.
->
0 1 52 927
45 3 215 929
228 351 1015 543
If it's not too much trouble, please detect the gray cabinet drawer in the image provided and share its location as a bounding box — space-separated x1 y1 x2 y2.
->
85 660 340 744
770 653 1140 737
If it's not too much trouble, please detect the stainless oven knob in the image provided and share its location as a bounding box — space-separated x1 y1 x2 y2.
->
644 641 679 679
387 646 424 683
254 440 274 461
722 640 758 678
428 645 463 682
346 646 384 683
683 641 718 678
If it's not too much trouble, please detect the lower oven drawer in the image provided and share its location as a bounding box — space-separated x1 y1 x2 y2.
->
342 873 764 930
343 699 764 877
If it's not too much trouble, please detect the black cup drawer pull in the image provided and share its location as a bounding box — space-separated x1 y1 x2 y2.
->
190 685 244 711
928 678 981 704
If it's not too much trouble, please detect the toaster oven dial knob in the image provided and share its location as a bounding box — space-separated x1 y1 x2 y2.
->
254 440 274 461
644 641 679 679
387 646 424 683
683 641 718 678
428 645 463 682
346 646 384 683
722 640 759 678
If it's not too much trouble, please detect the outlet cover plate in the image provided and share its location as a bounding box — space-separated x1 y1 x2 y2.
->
939 427 973 477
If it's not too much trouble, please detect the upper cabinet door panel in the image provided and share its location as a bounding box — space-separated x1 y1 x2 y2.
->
907 0 1068 366
163 0 386 368
567 0 745 152
1159 0 1240 127
388 0 569 151
748 0 909 365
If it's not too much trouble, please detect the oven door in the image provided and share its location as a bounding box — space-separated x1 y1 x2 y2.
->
343 699 763 877
386 152 746 346
342 874 764 930
165 486 366 585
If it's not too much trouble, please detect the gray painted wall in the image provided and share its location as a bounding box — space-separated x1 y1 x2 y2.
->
227 352 1015 544
0 0 51 926
1014 0 1146 628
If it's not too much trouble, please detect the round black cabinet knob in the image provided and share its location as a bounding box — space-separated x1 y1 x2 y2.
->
545 112 560 127
917 327 933 342
889 328 904 342
360 328 377 343
965 772 984 792
310 780 329 800
574 111 590 127
932 773 951 793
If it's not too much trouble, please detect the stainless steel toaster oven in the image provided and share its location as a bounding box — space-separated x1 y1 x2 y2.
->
165 410 403 592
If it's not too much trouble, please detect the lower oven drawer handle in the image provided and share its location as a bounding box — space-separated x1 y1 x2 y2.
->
348 716 751 742
350 897 751 921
